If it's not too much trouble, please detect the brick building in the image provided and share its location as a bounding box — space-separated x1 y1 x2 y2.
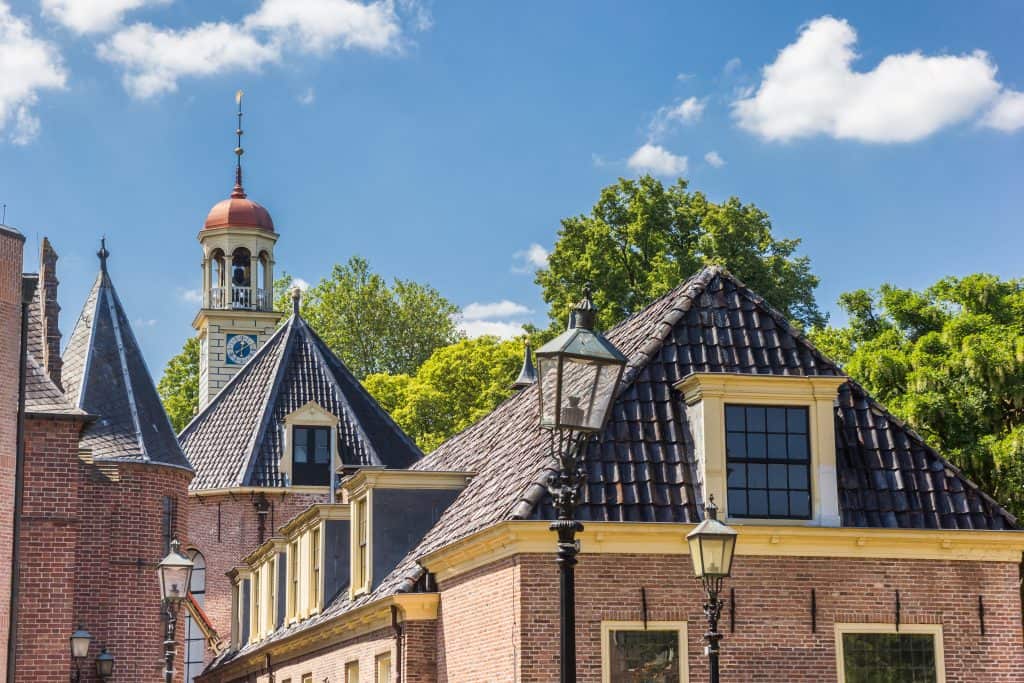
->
194 266 1024 683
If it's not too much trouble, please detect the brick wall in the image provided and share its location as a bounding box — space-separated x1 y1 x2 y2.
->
511 552 1024 683
188 492 327 645
0 227 25 677
435 557 520 682
72 461 193 683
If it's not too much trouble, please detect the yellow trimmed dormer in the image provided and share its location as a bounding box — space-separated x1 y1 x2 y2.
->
280 401 342 490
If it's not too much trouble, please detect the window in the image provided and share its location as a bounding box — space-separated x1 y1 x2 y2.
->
375 653 391 683
310 527 321 612
301 675 312 683
265 556 276 633
288 539 300 619
161 496 175 554
837 625 944 683
601 621 687 683
352 496 370 594
251 566 261 640
184 551 207 682
293 426 332 485
725 404 811 519
345 660 360 683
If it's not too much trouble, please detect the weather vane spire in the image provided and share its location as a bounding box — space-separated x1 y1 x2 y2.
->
232 89 246 199
97 236 109 273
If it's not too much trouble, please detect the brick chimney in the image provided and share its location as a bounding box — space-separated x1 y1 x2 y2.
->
39 238 62 390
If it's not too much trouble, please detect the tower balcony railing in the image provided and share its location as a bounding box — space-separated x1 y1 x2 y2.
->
206 286 273 311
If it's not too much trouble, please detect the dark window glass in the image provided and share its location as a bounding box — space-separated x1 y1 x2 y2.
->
725 404 811 519
842 633 938 683
608 629 681 683
292 426 332 486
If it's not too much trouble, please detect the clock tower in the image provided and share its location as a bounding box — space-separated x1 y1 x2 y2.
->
193 92 283 409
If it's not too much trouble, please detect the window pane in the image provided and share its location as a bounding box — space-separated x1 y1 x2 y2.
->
787 435 809 461
608 629 680 683
294 428 309 463
842 633 937 683
790 491 810 518
788 465 808 489
768 464 787 488
766 434 787 459
726 433 746 459
787 408 808 434
726 463 745 487
747 433 767 459
728 489 747 516
769 490 789 516
748 490 768 516
725 405 745 431
314 428 330 464
747 463 767 488
766 407 787 432
746 407 765 432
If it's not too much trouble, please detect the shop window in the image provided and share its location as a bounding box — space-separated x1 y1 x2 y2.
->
601 621 687 683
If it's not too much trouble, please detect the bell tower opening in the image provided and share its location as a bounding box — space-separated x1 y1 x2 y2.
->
193 91 284 410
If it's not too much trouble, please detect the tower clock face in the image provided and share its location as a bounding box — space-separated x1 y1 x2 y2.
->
226 334 258 365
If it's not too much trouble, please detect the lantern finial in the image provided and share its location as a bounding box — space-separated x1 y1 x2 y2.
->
571 284 597 330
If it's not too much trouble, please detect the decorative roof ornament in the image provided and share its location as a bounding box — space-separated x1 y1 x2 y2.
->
232 89 246 199
569 284 597 330
291 285 302 317
511 340 537 390
97 236 109 273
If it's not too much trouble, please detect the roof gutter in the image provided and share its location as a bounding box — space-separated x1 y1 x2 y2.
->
7 274 36 682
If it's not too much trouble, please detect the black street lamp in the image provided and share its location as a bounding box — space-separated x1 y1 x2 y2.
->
535 288 626 683
686 496 738 683
70 626 92 682
157 538 194 683
95 648 115 680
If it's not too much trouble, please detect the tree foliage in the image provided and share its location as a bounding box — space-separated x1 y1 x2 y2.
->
363 336 526 452
275 256 462 380
157 336 200 432
809 274 1024 517
536 175 824 330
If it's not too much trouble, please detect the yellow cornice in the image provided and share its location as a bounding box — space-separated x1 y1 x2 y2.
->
419 520 1024 583
202 593 438 681
242 536 286 567
675 372 847 405
189 485 330 498
277 503 350 538
341 468 475 499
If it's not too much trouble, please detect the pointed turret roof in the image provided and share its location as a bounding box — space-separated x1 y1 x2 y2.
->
180 307 423 491
511 341 537 390
61 242 192 470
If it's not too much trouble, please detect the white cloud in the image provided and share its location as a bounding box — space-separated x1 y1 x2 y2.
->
723 57 742 75
982 90 1024 132
704 150 725 168
41 0 169 34
98 21 279 99
649 96 705 140
133 317 157 327
627 143 688 176
298 87 316 105
463 300 531 320
244 0 401 54
291 277 311 290
0 3 66 145
180 287 203 304
676 72 694 81
512 243 549 273
733 16 1002 143
458 319 526 339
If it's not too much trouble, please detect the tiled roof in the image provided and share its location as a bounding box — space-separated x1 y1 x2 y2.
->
205 266 1017 673
61 265 192 470
181 314 423 491
24 353 81 416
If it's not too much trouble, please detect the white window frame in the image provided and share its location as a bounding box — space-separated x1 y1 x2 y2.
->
280 400 341 489
600 620 688 683
345 659 360 683
351 491 373 597
835 623 945 683
375 651 392 683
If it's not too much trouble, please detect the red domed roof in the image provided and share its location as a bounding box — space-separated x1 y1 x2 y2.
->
203 182 274 231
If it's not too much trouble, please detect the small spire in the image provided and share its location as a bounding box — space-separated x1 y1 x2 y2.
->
231 89 247 199
511 340 537 390
571 284 597 330
97 237 109 273
291 285 302 317
705 493 719 520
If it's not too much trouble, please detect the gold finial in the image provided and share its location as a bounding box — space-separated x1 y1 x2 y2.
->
232 90 246 198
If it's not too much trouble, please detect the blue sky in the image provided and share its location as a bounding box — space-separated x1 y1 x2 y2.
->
1 0 1022 373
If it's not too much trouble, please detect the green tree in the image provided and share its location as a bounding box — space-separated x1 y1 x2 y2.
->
277 256 462 379
364 336 526 452
157 336 200 432
809 274 1024 516
537 175 824 330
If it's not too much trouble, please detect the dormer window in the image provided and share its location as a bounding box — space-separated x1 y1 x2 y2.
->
293 426 331 486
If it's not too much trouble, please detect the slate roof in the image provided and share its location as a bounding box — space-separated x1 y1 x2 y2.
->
24 353 81 416
61 262 191 470
205 265 1018 674
180 313 423 491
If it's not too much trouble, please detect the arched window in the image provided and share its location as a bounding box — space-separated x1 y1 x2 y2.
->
184 550 207 682
231 248 252 308
208 249 225 308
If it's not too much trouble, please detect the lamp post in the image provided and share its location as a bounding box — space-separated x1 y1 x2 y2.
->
535 288 627 683
157 538 194 683
70 626 92 683
95 648 115 680
686 496 738 683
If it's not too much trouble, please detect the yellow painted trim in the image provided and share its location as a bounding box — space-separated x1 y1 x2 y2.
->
600 621 689 683
419 520 1024 583
350 490 373 597
835 623 945 683
341 468 474 499
675 372 846 526
204 593 438 680
189 485 331 498
276 502 350 538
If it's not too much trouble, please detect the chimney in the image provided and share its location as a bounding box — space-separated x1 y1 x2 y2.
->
39 238 62 390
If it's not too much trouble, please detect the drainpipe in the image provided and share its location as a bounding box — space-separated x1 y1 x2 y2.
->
391 605 403 683
7 275 36 682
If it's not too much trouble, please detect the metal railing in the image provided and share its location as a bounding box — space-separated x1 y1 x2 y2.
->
206 286 272 311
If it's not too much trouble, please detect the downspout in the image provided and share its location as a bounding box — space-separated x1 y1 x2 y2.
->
7 275 36 682
391 605 403 683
